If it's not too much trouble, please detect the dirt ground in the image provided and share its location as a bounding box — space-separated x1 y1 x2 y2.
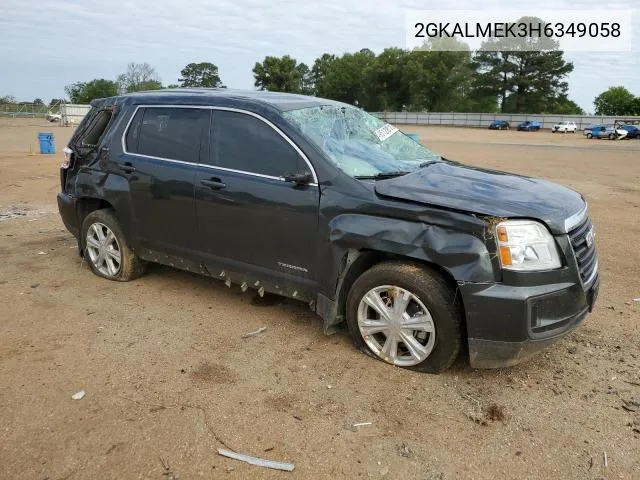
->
1 118 639 479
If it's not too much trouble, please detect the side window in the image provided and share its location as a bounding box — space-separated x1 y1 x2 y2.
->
210 111 301 177
125 108 144 153
80 109 113 147
127 107 208 163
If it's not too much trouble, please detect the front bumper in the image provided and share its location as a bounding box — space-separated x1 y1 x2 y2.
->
460 275 599 368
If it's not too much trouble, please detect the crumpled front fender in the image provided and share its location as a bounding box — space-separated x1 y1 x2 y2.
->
328 213 496 283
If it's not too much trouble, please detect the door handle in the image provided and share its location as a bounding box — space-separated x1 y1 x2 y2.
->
118 163 136 174
200 178 226 190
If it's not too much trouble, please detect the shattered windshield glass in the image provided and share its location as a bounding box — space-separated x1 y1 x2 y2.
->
283 105 441 178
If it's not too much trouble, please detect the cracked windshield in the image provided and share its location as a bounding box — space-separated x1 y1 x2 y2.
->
283 105 440 178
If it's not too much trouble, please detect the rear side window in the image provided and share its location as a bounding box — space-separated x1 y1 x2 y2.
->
126 107 209 163
209 111 301 177
80 109 113 147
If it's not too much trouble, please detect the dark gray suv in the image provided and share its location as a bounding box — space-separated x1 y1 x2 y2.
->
57 89 599 372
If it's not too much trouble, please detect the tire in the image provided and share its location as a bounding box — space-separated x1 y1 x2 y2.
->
608 133 615 140
346 262 463 373
81 209 146 281
586 133 592 139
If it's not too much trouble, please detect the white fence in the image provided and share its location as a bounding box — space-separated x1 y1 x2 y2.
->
60 104 91 126
371 112 640 130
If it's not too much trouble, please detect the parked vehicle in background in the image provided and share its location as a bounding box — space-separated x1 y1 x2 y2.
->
488 120 510 130
46 112 62 122
517 121 541 131
57 89 599 372
583 124 601 135
619 124 640 139
585 125 626 139
552 121 577 133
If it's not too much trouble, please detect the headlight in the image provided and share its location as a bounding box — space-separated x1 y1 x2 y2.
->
495 220 561 271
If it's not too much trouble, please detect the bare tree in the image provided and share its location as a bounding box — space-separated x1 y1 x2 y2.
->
117 62 161 93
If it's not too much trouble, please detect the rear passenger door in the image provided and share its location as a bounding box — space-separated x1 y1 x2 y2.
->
194 109 320 287
119 106 209 257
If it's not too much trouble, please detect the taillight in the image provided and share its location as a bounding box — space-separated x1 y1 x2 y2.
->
61 146 73 169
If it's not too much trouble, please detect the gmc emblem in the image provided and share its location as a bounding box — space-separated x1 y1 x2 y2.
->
585 227 595 248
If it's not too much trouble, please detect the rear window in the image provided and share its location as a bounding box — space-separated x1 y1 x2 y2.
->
125 107 209 163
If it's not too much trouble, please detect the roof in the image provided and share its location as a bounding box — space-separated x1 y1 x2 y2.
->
118 88 347 111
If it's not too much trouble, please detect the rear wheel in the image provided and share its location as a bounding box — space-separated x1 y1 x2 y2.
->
586 133 593 139
81 209 146 281
608 133 615 140
346 262 462 373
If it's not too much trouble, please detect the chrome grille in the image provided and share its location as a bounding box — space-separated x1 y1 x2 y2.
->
569 217 598 285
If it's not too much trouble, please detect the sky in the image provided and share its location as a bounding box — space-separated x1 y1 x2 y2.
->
1 0 638 113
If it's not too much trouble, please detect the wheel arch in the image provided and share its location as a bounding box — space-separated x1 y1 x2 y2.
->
76 197 137 251
333 249 464 326
76 197 114 227
317 213 493 335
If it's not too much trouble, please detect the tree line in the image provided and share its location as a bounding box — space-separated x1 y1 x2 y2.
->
252 42 584 115
2 48 638 116
61 61 224 104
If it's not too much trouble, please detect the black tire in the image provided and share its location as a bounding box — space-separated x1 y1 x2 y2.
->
586 133 592 139
608 133 615 140
81 209 146 281
346 262 463 373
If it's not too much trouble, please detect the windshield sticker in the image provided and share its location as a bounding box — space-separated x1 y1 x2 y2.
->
374 123 399 142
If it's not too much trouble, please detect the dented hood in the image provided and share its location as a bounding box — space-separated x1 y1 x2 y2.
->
374 161 585 234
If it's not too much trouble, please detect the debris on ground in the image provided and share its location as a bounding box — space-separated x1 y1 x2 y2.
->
160 456 179 480
467 402 506 425
397 442 414 458
352 422 372 428
621 398 639 412
241 326 267 339
633 298 640 302
37 251 47 255
485 403 506 422
468 413 488 426
71 390 85 400
30 283 39 288
217 448 294 471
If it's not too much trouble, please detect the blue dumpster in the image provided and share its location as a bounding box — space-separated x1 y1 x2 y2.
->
405 133 420 143
38 132 56 154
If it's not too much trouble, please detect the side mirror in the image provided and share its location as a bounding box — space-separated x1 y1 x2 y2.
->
283 172 313 185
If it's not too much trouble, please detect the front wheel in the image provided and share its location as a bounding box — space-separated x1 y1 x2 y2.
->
81 209 147 281
586 133 593 139
346 262 463 373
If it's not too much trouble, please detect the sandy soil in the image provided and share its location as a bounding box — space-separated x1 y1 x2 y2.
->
1 119 639 479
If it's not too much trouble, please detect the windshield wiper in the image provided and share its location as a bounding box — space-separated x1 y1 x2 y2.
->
354 171 411 180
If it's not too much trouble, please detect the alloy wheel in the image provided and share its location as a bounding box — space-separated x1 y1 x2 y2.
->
85 222 122 277
357 285 436 367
